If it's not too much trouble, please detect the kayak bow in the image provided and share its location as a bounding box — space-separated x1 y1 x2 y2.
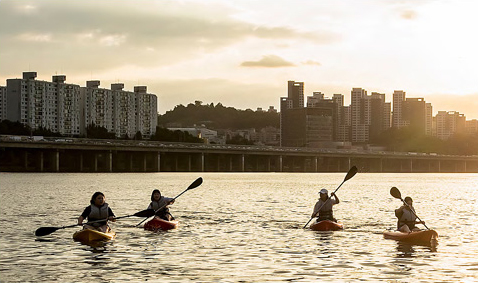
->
383 229 438 246
310 220 344 231
73 228 116 243
144 217 179 231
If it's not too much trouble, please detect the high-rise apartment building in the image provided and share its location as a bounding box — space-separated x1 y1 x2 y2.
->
392 90 406 128
435 111 466 140
6 72 81 136
0 86 6 121
287 81 304 108
350 88 369 143
392 90 431 136
4 72 157 138
280 82 335 147
134 86 158 137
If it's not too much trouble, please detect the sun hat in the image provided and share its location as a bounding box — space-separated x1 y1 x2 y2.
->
319 188 328 194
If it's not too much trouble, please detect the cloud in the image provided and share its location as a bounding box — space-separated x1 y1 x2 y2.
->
400 9 418 20
240 55 296 68
0 0 328 76
302 60 321 66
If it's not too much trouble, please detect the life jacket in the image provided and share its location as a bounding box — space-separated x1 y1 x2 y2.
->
88 203 110 227
316 198 335 221
149 197 170 212
397 207 417 230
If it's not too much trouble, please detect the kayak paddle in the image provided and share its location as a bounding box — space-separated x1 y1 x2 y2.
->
390 186 430 230
303 166 358 229
135 177 203 227
35 208 155 237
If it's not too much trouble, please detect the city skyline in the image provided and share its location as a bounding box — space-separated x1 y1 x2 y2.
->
0 0 477 119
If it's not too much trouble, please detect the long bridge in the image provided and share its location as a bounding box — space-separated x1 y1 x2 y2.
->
1 136 477 173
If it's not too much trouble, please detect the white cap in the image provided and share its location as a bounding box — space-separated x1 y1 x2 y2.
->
319 189 328 194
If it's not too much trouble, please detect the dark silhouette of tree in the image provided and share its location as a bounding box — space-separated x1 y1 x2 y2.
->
150 127 202 143
158 102 279 130
86 124 115 139
134 131 143 140
226 135 254 145
0 120 31 135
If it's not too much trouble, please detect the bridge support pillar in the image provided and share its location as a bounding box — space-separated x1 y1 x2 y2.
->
201 153 204 172
54 150 59 172
241 154 245 172
107 151 112 172
39 151 44 172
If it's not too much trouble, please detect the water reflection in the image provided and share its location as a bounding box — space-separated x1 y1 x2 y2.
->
395 242 437 258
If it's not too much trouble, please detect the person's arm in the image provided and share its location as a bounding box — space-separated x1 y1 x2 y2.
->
78 207 90 225
108 207 116 222
311 202 319 217
331 193 340 204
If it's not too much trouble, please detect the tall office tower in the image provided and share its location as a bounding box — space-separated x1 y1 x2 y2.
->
368 92 390 142
333 94 348 142
306 92 337 141
435 111 466 140
403 98 426 135
280 97 294 147
0 86 6 120
425 103 433 136
392 90 406 128
307 92 324 107
134 86 158 138
6 72 81 136
287 80 304 108
81 81 115 136
350 88 369 143
465 120 478 135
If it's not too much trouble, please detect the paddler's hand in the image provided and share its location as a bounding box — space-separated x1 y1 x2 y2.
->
168 200 175 205
108 216 116 222
331 192 337 197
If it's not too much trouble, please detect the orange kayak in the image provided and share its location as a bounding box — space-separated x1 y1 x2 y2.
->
144 217 179 231
383 229 438 246
310 220 344 231
73 228 116 243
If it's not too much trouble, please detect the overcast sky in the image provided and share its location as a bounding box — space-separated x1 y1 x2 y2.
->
0 0 477 119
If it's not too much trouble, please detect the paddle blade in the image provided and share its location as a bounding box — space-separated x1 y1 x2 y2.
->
35 227 59 237
390 187 402 199
134 209 155 218
187 177 203 190
344 166 358 182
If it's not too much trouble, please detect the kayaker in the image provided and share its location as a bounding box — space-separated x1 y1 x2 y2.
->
312 189 340 222
148 189 175 221
395 196 425 233
78 192 116 233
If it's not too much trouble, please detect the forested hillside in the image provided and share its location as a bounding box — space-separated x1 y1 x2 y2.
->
158 101 279 130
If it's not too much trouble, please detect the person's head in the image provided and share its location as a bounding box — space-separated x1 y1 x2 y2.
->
151 189 161 201
90 192 105 206
319 188 328 200
404 196 413 206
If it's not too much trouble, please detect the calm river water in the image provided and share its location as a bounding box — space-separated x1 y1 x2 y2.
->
1 172 477 282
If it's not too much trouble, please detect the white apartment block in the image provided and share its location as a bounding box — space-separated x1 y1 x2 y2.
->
111 83 137 138
4 72 158 138
81 81 115 135
0 86 6 120
6 72 81 136
134 86 158 138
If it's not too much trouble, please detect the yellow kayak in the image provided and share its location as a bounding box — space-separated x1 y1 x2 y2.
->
73 228 116 243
